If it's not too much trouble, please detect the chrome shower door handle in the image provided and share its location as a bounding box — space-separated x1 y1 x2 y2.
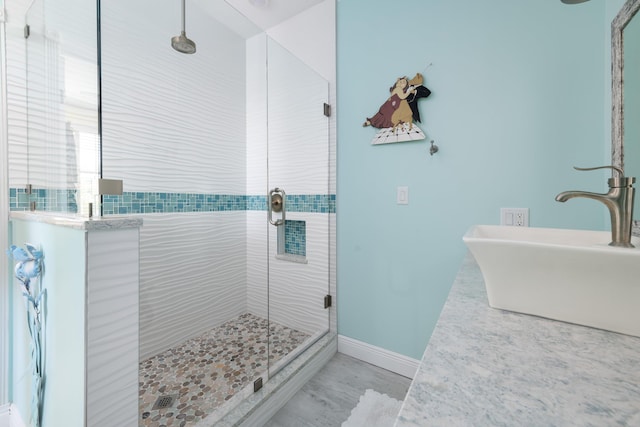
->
269 188 286 226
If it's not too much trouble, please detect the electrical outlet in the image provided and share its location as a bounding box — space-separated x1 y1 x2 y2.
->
500 208 529 227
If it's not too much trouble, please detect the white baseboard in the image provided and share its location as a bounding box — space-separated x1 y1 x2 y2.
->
338 335 420 379
0 404 26 427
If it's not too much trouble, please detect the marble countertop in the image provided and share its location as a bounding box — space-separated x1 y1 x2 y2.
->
395 253 640 426
10 210 143 231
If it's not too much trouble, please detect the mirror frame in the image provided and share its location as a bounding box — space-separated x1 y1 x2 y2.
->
611 0 640 233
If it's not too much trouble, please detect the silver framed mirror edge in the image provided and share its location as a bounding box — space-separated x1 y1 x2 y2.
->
611 0 640 234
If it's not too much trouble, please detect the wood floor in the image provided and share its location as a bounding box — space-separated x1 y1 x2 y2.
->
263 352 413 427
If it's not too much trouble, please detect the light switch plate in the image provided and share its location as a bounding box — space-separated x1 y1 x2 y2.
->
397 186 409 205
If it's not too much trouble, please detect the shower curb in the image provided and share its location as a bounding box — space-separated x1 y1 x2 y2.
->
204 332 338 427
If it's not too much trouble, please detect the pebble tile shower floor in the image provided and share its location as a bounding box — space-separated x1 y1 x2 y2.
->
139 313 310 426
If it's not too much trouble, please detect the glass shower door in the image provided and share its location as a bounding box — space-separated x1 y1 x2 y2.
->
266 37 331 375
24 0 100 214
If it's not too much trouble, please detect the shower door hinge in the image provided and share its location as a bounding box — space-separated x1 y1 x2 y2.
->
24 24 30 39
98 178 123 195
324 294 332 309
323 103 331 117
254 377 263 392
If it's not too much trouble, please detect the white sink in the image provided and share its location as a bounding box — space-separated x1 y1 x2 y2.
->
463 225 640 337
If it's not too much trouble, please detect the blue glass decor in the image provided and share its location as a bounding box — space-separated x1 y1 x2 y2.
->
7 243 45 427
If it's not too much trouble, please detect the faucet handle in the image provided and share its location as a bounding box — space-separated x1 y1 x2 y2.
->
572 166 634 188
573 165 624 177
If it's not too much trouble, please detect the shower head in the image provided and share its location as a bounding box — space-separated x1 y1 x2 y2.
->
172 31 196 54
172 0 196 54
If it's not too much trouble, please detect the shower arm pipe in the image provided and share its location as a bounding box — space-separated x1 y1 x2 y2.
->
181 0 186 33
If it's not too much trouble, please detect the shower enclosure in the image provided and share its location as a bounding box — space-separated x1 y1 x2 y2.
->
7 0 336 425
101 0 335 425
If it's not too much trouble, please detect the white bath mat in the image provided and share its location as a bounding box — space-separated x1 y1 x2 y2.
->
342 389 403 427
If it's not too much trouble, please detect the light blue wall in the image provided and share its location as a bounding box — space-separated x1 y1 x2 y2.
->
337 0 616 359
10 220 85 426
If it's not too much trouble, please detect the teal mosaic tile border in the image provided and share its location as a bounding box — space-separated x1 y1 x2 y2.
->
102 193 247 215
9 189 336 215
102 192 336 215
285 220 306 257
285 194 336 213
9 188 78 212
